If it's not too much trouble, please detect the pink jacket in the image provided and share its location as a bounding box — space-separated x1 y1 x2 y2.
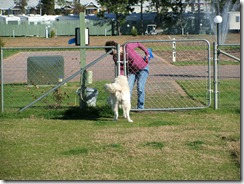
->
113 42 149 74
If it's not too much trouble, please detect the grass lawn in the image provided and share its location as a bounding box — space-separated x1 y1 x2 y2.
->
0 34 240 180
0 101 240 180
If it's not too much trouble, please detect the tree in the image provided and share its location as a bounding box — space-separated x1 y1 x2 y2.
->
151 0 188 34
214 0 240 14
73 0 85 15
56 0 84 15
41 0 55 15
157 0 240 34
149 0 164 14
97 0 139 35
171 0 187 34
56 0 66 8
14 0 28 14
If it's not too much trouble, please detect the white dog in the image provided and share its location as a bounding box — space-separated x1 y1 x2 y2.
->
104 75 133 122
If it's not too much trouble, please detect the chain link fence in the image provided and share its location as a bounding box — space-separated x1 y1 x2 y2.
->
1 46 115 113
0 39 240 113
124 39 211 110
217 44 240 112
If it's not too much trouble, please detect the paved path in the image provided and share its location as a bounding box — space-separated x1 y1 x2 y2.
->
2 50 240 84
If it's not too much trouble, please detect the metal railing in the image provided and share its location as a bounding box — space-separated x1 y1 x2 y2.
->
0 39 240 113
213 43 240 110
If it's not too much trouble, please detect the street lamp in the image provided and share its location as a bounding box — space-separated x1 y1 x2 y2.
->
213 15 222 110
214 15 222 45
214 15 222 23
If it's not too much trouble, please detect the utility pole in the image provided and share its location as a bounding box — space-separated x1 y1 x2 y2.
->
39 0 42 15
197 0 200 34
140 0 143 35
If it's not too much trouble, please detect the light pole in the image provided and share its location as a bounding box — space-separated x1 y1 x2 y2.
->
213 15 222 110
214 15 223 46
140 0 143 35
39 0 43 16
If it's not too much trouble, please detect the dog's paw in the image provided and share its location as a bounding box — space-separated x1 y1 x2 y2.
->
128 119 133 123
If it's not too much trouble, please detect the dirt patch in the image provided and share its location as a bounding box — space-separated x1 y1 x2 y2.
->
229 140 240 166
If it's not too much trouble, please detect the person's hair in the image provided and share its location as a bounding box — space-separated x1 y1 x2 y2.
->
105 41 117 55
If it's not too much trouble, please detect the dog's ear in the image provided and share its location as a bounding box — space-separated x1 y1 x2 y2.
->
104 84 110 92
104 83 122 94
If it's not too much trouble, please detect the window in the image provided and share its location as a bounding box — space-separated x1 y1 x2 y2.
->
235 16 240 22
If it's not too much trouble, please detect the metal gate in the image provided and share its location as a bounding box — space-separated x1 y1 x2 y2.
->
1 39 211 113
213 42 240 111
123 39 211 111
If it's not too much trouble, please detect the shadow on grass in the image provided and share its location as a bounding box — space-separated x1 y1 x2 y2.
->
0 105 113 121
62 147 89 155
56 105 113 121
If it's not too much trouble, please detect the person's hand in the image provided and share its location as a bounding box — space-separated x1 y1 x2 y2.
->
145 55 150 63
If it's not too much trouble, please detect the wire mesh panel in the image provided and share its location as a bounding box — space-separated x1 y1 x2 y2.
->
124 40 211 110
0 39 213 113
1 47 115 112
27 55 64 85
217 44 240 112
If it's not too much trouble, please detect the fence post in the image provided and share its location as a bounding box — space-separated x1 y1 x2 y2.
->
79 12 87 108
116 43 121 77
172 38 176 62
213 42 219 109
0 47 3 112
45 26 49 38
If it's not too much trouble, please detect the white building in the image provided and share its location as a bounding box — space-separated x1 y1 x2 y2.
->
0 14 20 24
228 11 240 31
0 0 99 15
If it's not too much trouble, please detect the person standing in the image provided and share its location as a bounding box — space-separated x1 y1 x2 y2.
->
105 41 153 109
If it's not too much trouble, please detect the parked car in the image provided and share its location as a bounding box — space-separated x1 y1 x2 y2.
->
145 24 157 35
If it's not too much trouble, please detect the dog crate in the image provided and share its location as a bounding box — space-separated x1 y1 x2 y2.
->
27 55 64 85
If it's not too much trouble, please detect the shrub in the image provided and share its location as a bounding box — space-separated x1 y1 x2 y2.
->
50 29 56 38
131 26 138 36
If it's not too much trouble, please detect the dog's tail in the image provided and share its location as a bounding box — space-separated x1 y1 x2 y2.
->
104 83 122 94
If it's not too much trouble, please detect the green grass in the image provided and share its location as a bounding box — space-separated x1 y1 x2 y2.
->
0 79 240 180
0 108 240 180
3 80 110 112
172 60 240 66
